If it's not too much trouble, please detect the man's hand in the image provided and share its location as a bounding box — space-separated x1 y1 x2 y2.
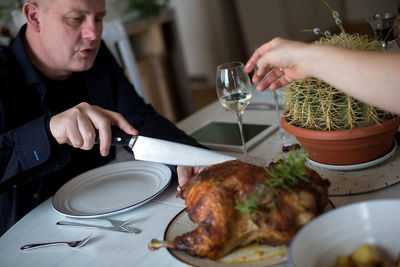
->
49 102 138 156
176 166 206 191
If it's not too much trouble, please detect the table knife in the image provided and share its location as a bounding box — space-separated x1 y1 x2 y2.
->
56 221 135 234
102 127 236 166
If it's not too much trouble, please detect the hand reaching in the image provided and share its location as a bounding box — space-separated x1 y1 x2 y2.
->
244 37 310 91
49 102 138 156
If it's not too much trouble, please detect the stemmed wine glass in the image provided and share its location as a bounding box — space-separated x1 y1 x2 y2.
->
252 56 291 145
269 89 292 144
216 62 266 166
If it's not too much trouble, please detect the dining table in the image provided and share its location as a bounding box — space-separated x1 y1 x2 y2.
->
1 89 400 267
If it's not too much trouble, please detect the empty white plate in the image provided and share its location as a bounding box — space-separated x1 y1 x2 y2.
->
52 161 171 218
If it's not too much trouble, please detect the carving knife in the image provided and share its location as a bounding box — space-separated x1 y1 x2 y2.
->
102 127 236 166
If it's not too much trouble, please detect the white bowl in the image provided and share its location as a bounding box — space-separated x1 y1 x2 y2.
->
288 199 400 267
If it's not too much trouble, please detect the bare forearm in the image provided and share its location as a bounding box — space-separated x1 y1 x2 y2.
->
301 45 400 114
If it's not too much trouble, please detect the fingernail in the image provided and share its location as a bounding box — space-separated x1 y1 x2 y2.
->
102 149 109 156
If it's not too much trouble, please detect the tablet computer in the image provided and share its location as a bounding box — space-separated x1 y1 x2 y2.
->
190 121 277 152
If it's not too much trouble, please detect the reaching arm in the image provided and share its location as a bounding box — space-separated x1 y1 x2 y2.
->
244 37 400 114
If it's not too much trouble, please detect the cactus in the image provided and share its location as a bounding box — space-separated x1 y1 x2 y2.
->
283 33 395 131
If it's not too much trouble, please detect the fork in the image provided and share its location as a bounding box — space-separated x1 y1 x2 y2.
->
20 235 92 251
102 216 141 234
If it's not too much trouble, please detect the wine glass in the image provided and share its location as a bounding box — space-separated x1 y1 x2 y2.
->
269 89 292 144
216 61 266 166
252 61 292 145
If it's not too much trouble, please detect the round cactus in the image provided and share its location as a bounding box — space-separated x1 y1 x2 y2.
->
283 33 394 131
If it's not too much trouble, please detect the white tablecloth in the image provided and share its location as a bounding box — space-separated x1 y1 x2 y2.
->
1 89 399 267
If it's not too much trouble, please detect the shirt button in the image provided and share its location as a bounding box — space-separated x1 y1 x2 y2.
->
33 193 39 199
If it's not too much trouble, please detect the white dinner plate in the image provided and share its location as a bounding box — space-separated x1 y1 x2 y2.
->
306 139 397 171
52 161 171 218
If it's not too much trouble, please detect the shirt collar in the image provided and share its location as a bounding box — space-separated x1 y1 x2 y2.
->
9 24 43 87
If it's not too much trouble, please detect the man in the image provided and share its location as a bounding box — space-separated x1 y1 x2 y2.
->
0 0 203 236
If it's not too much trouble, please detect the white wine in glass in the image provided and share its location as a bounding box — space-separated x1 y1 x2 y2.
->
219 92 252 117
216 62 265 166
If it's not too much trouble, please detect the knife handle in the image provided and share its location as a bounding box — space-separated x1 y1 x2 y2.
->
95 126 137 149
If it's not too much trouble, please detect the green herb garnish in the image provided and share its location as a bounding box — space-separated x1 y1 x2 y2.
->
235 148 310 221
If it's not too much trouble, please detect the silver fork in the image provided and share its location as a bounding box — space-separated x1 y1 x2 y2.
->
102 216 141 234
20 235 92 251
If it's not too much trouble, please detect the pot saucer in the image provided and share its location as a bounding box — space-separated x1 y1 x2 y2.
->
306 140 397 171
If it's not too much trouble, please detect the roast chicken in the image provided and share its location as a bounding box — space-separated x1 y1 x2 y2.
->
149 160 330 259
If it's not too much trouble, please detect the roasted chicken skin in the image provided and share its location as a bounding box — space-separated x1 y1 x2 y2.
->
149 160 330 259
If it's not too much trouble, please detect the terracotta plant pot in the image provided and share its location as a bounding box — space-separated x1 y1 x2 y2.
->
281 116 400 165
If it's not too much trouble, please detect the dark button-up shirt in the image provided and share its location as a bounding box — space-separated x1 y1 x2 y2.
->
0 26 200 236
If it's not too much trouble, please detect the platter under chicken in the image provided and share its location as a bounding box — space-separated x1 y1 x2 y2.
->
162 209 289 266
149 153 331 266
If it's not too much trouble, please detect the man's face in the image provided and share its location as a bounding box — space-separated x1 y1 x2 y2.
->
36 0 106 76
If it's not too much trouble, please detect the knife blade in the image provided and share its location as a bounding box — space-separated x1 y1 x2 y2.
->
56 221 136 234
105 127 236 166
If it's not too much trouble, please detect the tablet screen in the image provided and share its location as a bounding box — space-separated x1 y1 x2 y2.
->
190 122 276 152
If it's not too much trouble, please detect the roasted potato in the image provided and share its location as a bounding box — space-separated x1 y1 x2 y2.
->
335 244 397 267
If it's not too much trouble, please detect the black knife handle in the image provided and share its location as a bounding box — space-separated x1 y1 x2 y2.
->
95 126 137 148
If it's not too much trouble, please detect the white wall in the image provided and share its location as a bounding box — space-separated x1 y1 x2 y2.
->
170 0 216 82
170 0 246 84
105 0 130 21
